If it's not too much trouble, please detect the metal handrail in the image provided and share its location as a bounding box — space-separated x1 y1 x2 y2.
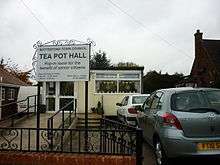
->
0 95 37 107
48 100 74 120
0 95 37 125
47 99 76 132
101 117 136 130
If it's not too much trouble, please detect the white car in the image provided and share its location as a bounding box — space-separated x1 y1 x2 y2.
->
116 94 149 125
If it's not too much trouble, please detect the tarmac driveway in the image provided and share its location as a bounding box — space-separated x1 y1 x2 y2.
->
143 141 220 165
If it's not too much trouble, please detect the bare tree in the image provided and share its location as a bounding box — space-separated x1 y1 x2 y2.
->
0 57 32 84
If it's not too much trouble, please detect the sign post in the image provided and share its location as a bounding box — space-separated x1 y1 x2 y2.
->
36 82 41 151
84 80 88 151
34 41 90 151
84 43 91 151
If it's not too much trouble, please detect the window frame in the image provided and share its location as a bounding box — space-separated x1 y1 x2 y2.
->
59 82 74 96
8 88 15 100
119 80 140 93
95 80 117 93
121 96 129 106
46 97 56 112
1 88 5 101
147 93 155 107
150 92 164 110
94 71 141 94
171 91 207 112
46 82 56 96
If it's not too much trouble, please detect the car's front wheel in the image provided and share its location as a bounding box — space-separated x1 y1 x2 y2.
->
154 139 169 165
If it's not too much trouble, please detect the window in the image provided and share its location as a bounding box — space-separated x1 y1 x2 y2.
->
151 92 163 109
2 88 5 100
59 98 74 111
119 80 140 93
96 80 117 93
144 94 155 110
157 94 165 109
132 96 148 104
46 82 56 95
46 98 55 111
171 92 205 111
96 73 117 79
60 82 74 96
121 96 129 106
8 89 15 100
95 72 141 94
206 90 220 106
119 73 139 79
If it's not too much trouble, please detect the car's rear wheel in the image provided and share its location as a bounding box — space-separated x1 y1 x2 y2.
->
154 139 169 165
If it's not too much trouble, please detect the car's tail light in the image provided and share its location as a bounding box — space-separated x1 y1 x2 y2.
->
162 113 182 130
128 107 137 114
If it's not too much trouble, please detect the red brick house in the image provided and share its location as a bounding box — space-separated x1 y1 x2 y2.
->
190 30 220 87
0 67 28 120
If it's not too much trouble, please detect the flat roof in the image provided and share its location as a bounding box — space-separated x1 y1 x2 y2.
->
90 66 144 71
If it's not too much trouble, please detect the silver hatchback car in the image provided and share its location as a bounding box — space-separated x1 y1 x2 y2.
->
137 87 220 165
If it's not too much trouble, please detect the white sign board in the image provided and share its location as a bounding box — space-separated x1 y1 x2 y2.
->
36 44 90 81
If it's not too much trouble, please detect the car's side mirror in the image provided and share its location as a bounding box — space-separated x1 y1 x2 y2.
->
116 103 122 106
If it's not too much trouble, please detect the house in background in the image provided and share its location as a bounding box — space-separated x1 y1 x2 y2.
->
190 30 220 87
0 67 28 120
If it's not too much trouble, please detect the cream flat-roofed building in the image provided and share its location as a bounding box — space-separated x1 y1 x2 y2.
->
41 67 144 116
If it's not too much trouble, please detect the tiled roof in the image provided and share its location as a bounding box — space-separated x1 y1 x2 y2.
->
203 39 220 72
0 67 28 86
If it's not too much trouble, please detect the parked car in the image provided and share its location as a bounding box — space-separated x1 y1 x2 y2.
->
116 94 149 125
137 87 220 165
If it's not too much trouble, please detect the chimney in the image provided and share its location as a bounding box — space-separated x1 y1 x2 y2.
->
194 29 203 41
194 29 203 58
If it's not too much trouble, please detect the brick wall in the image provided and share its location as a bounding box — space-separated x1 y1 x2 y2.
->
191 30 214 87
190 30 220 87
0 151 136 165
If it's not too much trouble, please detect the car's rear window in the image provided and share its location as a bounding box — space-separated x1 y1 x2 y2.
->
205 90 220 108
171 91 207 111
132 96 148 104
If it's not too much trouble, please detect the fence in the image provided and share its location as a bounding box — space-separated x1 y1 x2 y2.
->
0 118 143 165
0 95 37 127
0 97 143 165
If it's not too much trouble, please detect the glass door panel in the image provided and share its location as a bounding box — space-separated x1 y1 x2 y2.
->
59 98 74 112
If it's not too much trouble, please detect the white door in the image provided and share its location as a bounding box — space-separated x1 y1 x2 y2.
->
59 82 75 112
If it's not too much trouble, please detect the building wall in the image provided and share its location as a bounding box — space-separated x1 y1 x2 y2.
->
75 81 85 113
87 75 133 116
87 70 142 116
191 30 217 87
42 69 143 116
1 86 19 119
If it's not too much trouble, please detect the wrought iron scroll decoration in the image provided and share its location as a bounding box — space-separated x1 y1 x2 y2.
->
0 129 19 150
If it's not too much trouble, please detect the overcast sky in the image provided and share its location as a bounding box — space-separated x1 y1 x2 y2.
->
0 0 220 75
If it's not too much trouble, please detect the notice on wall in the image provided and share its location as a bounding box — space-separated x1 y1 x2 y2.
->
36 44 90 81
